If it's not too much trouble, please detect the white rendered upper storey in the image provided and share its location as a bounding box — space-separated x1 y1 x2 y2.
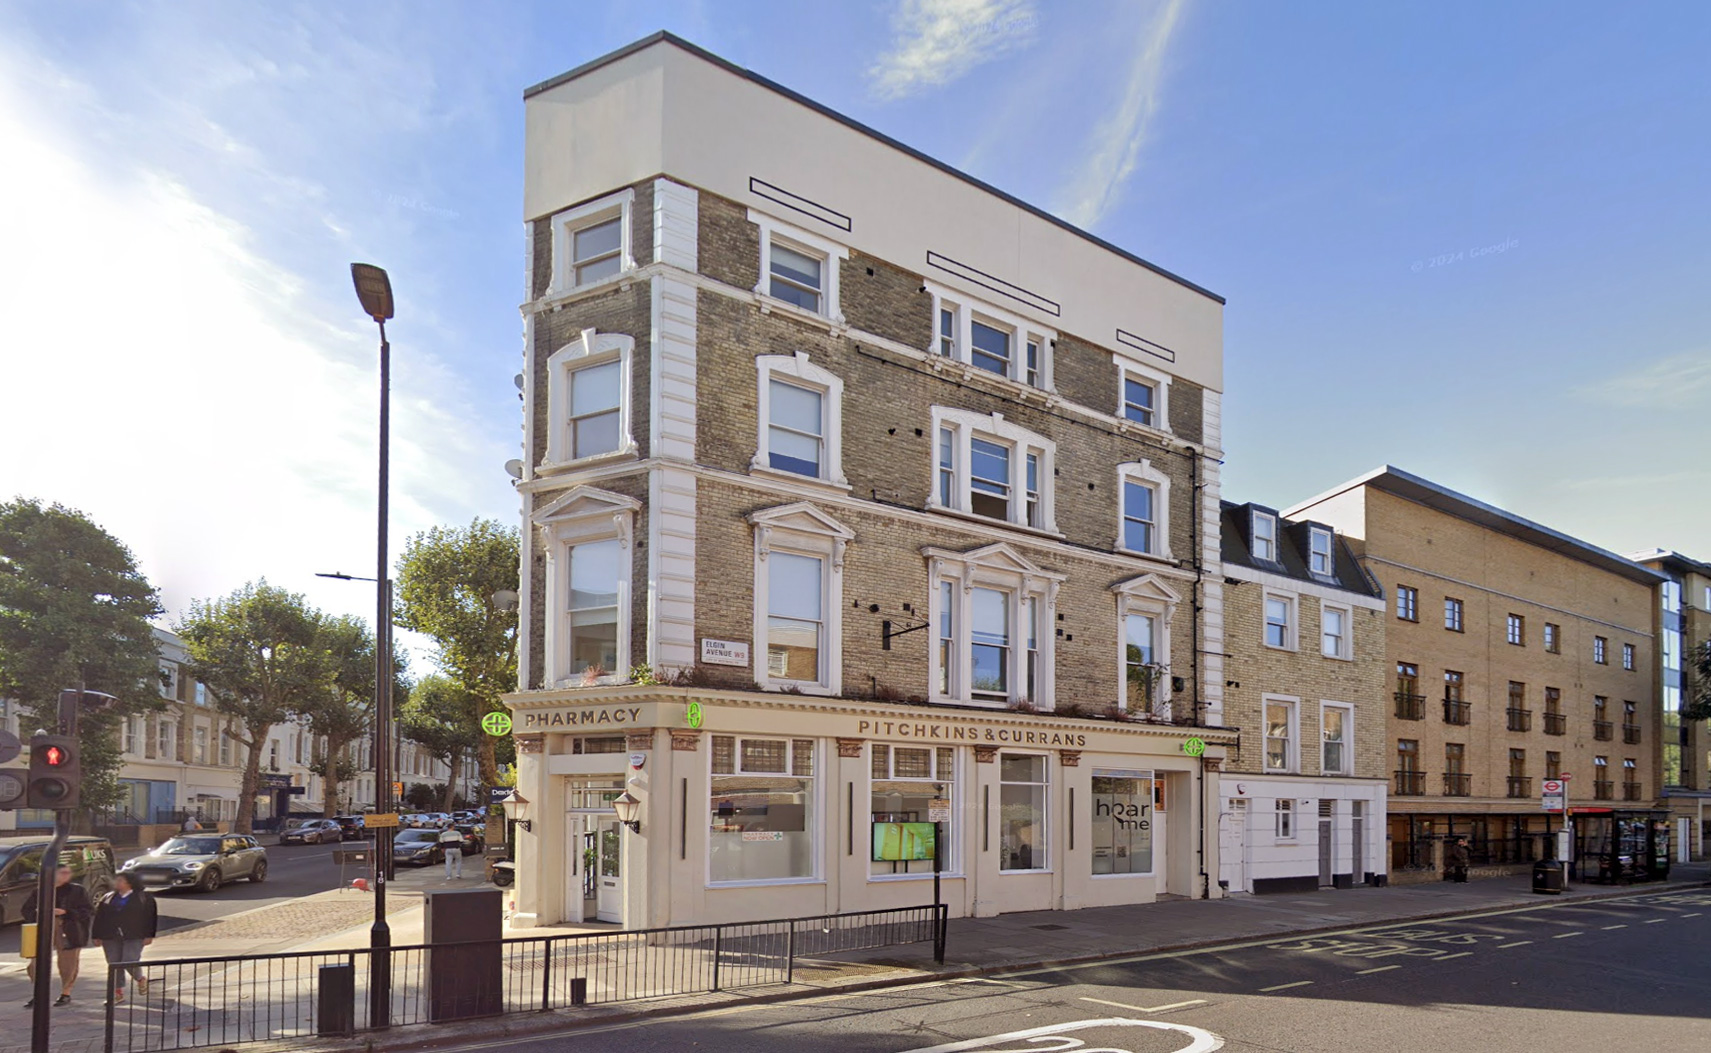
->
522 32 1224 396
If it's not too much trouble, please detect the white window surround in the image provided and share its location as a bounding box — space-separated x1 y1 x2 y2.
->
1320 600 1353 661
1251 509 1278 563
1275 797 1296 841
924 281 1056 391
546 188 637 297
533 485 639 687
1113 355 1172 434
927 543 1063 709
706 736 823 888
749 210 848 324
1320 701 1354 776
1116 460 1174 561
752 353 850 489
929 406 1058 533
541 328 637 472
1308 527 1334 576
749 503 853 695
1263 694 1300 775
1263 590 1299 651
1112 574 1180 717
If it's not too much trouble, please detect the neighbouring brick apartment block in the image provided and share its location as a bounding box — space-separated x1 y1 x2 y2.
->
1217 502 1389 893
1289 467 1668 881
503 33 1234 930
1630 549 1711 859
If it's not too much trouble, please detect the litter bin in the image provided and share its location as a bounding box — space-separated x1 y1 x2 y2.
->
1532 859 1565 895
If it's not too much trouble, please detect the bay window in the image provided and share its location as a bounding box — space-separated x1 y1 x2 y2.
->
710 735 817 884
999 753 1048 872
931 407 1056 532
749 503 852 693
871 745 956 877
753 353 847 486
925 285 1054 389
534 485 639 686
928 543 1061 708
1117 461 1172 558
542 330 636 469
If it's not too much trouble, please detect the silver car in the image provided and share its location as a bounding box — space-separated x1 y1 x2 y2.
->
121 834 269 892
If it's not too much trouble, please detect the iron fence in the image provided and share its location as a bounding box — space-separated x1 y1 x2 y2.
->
103 904 945 1052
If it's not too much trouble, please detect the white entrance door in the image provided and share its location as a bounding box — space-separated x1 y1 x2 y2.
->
596 819 623 924
1219 799 1249 893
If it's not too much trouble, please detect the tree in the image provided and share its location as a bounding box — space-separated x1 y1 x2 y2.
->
1687 639 1711 722
178 582 332 833
395 519 518 791
300 614 399 818
0 499 162 816
399 674 485 812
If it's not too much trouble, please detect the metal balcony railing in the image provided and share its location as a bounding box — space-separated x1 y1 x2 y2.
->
1506 708 1532 732
1395 692 1425 721
1506 776 1532 798
1394 770 1425 796
1593 780 1614 800
1593 720 1613 741
1623 783 1644 801
1543 712 1566 735
1442 699 1471 725
1623 725 1642 745
1442 772 1471 796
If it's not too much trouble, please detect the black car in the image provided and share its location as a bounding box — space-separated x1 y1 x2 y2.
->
451 823 485 856
330 816 368 841
0 836 116 924
393 829 445 866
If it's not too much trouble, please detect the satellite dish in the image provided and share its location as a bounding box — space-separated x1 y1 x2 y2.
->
492 589 520 612
512 373 525 391
504 459 524 480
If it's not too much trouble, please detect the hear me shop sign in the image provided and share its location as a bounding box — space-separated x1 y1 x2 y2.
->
1091 769 1155 876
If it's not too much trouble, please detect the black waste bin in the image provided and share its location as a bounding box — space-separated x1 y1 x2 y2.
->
1532 859 1565 895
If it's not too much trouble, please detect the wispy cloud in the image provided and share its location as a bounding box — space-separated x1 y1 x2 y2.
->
868 0 1038 101
1055 0 1189 229
1597 348 1711 409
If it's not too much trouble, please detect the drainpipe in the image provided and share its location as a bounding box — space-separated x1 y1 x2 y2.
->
1190 448 1209 899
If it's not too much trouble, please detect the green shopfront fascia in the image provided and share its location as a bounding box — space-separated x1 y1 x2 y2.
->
501 693 1230 931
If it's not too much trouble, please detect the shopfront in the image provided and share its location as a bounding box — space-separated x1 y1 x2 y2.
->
503 691 1231 930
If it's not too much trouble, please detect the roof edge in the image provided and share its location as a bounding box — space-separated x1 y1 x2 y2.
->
523 31 1226 306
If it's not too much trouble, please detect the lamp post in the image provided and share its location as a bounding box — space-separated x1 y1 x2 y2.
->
315 571 398 854
350 262 395 1029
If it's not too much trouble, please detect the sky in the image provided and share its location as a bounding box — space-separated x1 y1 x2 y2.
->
1 0 1708 666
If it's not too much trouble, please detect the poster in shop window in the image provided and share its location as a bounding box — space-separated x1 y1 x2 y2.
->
872 821 937 862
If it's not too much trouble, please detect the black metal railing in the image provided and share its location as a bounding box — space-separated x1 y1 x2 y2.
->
1543 712 1566 735
104 904 946 1052
1594 779 1614 800
1506 708 1532 733
1593 720 1613 741
1394 770 1424 796
1506 776 1531 798
1623 783 1644 801
1623 725 1642 745
1442 700 1471 725
1394 692 1425 720
1442 772 1470 796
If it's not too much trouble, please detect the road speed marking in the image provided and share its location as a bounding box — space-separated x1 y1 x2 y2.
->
1080 996 1208 1013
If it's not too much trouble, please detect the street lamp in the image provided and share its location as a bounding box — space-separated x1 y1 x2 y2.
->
611 791 642 834
350 262 395 1029
500 789 533 833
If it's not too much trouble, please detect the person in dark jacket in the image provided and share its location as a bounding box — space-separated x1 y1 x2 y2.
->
1445 837 1472 883
21 865 95 1007
92 874 157 1002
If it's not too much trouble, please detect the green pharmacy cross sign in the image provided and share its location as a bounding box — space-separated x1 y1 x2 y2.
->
686 701 704 729
1182 737 1206 757
481 712 513 737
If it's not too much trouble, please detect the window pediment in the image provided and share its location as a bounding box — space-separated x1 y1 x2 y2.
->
1112 573 1181 608
746 502 855 541
922 541 1059 580
533 485 640 548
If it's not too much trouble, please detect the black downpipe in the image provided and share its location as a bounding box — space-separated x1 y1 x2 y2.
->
1191 451 1209 899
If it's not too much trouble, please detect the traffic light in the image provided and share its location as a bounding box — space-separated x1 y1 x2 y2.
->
27 734 79 809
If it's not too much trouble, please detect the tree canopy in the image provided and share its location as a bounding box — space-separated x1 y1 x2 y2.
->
1687 639 1711 722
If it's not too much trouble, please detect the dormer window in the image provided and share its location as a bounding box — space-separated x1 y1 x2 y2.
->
1252 511 1278 562
1309 528 1333 576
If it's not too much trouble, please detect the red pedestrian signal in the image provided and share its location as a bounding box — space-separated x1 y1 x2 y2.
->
43 745 66 766
27 734 79 809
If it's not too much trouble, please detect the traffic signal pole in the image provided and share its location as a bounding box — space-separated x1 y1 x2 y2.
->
31 688 83 1053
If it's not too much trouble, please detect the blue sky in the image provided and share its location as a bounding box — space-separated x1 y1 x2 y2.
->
1 0 1707 651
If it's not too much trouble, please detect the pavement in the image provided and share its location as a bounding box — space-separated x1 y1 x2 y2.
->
2 861 1705 1053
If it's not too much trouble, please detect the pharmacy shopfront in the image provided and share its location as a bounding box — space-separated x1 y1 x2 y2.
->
502 689 1232 930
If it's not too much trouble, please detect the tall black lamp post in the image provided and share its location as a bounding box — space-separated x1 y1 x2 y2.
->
351 262 395 1028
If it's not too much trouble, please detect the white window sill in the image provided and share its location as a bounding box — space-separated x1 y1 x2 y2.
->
1116 416 1172 438
754 290 845 329
748 464 852 492
551 674 629 690
539 267 640 308
925 502 1063 540
931 696 1018 711
923 354 1053 401
1091 871 1157 880
1115 544 1178 565
998 868 1053 876
1262 642 1298 654
706 877 826 890
1263 768 1298 776
1320 652 1353 662
763 680 835 696
537 446 639 475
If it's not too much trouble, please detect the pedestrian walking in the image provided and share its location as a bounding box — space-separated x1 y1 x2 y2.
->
92 874 157 1003
439 824 465 879
21 864 95 1007
1446 836 1471 884
180 813 203 832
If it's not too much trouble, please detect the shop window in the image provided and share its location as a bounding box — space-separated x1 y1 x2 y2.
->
709 735 817 884
999 753 1048 872
871 745 955 877
1091 768 1155 876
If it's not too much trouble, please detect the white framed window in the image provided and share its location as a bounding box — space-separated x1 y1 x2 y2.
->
1321 702 1353 775
1622 643 1635 671
925 284 1054 390
1445 597 1465 632
709 735 819 885
751 211 847 323
194 725 209 765
1117 460 1173 559
1508 613 1526 646
1274 798 1295 840
194 682 207 706
1593 635 1607 663
1308 527 1334 576
541 329 637 469
1263 592 1297 650
752 353 848 487
928 543 1061 708
999 752 1049 872
930 407 1056 532
1091 768 1155 876
1252 510 1278 562
1113 574 1180 718
160 661 179 700
121 718 138 755
546 188 636 296
533 485 639 687
750 503 852 694
1396 585 1418 621
1115 358 1172 433
870 744 957 877
157 720 177 762
1264 697 1298 773
1321 601 1351 660
219 727 232 767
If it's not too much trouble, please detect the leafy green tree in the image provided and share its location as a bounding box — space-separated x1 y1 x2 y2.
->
1687 639 1711 722
395 519 518 791
0 498 163 815
399 674 485 811
178 582 332 833
300 614 406 817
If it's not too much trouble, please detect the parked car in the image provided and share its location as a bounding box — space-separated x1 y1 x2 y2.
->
392 829 445 866
330 815 368 841
120 834 268 892
451 823 484 856
0 836 117 925
280 819 343 845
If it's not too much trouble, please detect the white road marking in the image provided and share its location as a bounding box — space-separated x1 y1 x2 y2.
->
1685 913 1703 918
902 1018 1224 1053
1258 981 1314 992
1080 996 1208 1013
1357 965 1401 975
1602 924 1626 929
1498 941 1532 948
1644 918 1667 924
1436 952 1472 960
1552 932 1584 939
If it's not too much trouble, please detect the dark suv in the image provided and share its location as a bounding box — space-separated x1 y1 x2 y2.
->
330 816 368 841
0 836 117 925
